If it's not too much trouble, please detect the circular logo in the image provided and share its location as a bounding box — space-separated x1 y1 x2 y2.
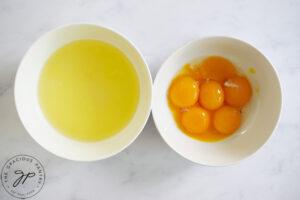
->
1 155 45 199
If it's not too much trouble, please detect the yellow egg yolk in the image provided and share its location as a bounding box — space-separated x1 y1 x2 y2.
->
169 76 199 107
199 80 224 110
213 106 241 135
181 107 210 134
224 76 252 107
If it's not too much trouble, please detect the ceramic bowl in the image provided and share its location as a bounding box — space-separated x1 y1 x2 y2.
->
15 24 152 161
152 36 282 166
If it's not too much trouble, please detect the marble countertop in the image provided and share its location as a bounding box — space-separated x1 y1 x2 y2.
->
0 0 299 199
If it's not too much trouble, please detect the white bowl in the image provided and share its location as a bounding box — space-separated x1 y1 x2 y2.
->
15 24 152 161
152 36 282 166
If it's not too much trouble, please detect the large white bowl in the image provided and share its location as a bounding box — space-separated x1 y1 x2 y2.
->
15 24 152 161
152 36 282 166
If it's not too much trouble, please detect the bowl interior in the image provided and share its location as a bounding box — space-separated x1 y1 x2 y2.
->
152 37 281 166
15 24 152 161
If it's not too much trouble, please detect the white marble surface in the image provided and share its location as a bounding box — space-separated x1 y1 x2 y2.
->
0 0 299 199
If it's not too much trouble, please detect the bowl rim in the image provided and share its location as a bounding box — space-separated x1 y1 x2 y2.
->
152 36 282 166
14 23 153 161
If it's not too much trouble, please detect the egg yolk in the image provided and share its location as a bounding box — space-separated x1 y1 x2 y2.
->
167 56 253 143
213 106 241 135
169 76 199 107
181 107 210 133
199 80 224 110
199 56 237 83
224 76 252 107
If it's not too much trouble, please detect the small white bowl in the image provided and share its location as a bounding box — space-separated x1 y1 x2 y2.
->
15 24 152 161
152 36 282 166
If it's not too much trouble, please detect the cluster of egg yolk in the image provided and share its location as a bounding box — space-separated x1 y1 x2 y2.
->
168 56 252 142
